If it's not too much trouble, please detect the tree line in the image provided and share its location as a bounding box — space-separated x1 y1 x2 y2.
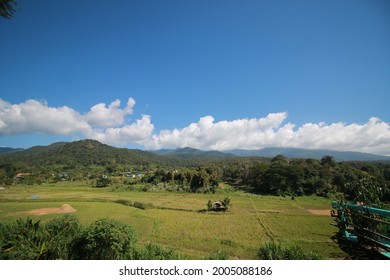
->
122 154 390 205
1 140 390 204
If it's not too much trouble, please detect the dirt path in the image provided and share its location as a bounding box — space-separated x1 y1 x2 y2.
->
21 204 77 216
307 209 331 216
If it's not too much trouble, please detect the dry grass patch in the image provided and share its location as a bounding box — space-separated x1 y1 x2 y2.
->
20 204 77 216
307 209 331 216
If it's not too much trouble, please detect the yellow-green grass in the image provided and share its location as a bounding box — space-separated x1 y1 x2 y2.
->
0 184 346 259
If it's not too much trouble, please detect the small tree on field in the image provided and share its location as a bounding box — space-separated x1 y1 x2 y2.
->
95 176 110 188
223 197 231 210
207 200 213 211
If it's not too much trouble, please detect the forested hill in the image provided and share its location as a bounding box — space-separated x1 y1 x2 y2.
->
2 140 389 172
0 139 186 169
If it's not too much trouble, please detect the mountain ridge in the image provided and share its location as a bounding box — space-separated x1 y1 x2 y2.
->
152 147 234 158
1 140 389 162
152 146 390 161
226 147 390 161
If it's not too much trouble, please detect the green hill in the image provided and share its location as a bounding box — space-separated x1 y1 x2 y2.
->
0 139 183 171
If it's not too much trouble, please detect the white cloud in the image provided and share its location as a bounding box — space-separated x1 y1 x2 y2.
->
0 98 153 146
146 112 293 150
89 115 154 146
85 98 136 127
0 99 91 136
1 98 389 155
146 113 390 156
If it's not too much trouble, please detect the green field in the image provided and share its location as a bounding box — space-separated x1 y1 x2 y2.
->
0 183 348 259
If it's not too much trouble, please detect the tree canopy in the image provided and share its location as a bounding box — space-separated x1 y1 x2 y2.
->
0 0 17 19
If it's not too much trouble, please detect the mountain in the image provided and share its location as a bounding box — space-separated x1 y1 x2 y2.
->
0 147 24 154
2 140 389 173
227 147 390 161
153 147 390 161
152 147 234 159
0 139 182 168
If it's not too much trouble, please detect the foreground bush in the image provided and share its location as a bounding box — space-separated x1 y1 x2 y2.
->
204 250 229 260
0 215 80 260
71 218 137 260
135 243 179 260
0 216 177 260
257 242 321 260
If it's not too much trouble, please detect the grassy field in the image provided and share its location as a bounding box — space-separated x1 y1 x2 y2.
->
0 183 348 259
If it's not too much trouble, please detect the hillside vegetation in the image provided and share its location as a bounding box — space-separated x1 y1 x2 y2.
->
0 139 389 204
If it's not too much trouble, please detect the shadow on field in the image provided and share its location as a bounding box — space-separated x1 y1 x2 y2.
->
331 233 388 260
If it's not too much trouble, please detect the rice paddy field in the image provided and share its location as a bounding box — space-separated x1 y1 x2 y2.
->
0 183 348 259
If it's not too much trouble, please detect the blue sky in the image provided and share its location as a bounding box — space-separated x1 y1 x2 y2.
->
1 0 389 155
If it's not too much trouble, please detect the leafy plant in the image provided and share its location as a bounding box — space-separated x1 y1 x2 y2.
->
204 250 228 260
71 218 137 260
223 197 231 209
136 243 178 260
207 200 213 211
95 176 111 188
257 242 321 260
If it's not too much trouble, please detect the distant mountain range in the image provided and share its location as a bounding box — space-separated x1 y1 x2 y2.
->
153 147 390 161
225 147 390 161
0 147 24 154
153 147 233 159
1 140 389 162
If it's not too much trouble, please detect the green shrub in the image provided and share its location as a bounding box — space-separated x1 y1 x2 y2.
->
257 242 321 260
204 250 229 260
0 217 46 260
71 218 137 260
136 243 178 260
133 201 154 210
0 216 81 260
115 199 133 206
44 215 81 259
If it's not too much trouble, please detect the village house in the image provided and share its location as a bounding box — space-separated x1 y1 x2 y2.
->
15 173 30 179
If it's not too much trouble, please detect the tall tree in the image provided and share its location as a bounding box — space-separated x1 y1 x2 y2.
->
0 0 17 19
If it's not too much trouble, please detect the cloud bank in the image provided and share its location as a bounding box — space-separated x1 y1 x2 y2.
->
0 98 389 155
147 114 390 156
0 98 153 146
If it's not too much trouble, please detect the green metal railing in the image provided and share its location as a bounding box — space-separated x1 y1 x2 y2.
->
331 201 390 258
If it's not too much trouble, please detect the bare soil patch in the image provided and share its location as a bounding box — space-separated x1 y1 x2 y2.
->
307 209 331 216
21 204 77 216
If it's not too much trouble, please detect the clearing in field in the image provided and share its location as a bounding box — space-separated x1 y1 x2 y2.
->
307 209 331 216
19 204 77 216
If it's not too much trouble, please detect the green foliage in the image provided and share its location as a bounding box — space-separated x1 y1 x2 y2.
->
207 200 213 211
42 215 81 259
0 216 183 260
204 250 229 260
132 201 154 210
72 218 137 260
95 176 110 188
0 215 81 260
0 0 17 19
343 176 390 206
257 242 321 260
223 196 231 209
136 243 178 260
0 217 46 259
